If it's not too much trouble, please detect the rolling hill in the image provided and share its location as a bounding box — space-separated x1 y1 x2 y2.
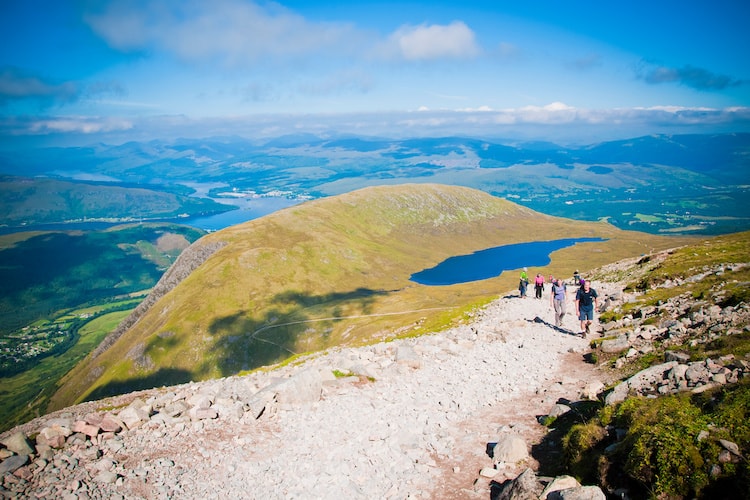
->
49 184 691 410
0 175 232 228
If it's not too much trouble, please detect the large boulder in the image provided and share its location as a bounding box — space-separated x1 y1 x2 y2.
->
490 434 529 465
263 368 323 405
605 362 678 405
494 467 542 500
600 334 630 354
0 431 34 456
554 485 607 500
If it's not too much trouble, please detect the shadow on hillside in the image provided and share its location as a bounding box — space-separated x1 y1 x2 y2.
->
530 398 603 479
206 287 391 377
83 368 193 403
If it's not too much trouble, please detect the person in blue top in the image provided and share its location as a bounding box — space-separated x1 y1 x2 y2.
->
550 278 567 327
575 279 598 338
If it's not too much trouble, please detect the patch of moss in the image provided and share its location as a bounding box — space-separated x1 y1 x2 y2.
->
614 395 712 497
583 352 598 364
687 331 750 362
720 280 750 307
563 421 609 484
563 383 750 499
598 311 620 323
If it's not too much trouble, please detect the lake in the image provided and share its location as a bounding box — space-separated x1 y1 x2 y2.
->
0 196 305 235
410 238 606 285
184 196 303 232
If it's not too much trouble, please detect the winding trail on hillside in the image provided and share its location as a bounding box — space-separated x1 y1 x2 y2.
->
248 306 458 354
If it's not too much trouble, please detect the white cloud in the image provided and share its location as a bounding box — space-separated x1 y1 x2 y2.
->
27 116 134 134
4 106 749 146
384 21 480 61
83 0 360 67
457 106 493 112
511 102 578 123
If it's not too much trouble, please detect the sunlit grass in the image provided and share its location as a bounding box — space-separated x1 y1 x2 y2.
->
1 308 132 432
52 185 688 409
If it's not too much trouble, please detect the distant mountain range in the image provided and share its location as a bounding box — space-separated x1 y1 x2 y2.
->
1 132 749 234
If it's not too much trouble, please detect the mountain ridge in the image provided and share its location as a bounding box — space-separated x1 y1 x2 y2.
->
49 184 685 412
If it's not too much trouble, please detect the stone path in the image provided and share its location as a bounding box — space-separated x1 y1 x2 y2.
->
2 283 614 499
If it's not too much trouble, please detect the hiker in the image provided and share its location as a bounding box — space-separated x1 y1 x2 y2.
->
519 267 529 298
534 273 545 299
573 270 581 286
550 278 567 327
575 279 598 338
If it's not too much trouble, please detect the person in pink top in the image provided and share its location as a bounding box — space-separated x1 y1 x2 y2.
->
534 273 545 299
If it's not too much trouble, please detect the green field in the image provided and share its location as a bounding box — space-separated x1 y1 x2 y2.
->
0 305 135 432
0 222 205 431
0 223 205 335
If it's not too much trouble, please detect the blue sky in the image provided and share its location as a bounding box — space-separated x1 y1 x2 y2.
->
1 0 749 146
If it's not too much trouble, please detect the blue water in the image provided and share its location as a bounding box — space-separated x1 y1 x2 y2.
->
186 197 302 232
410 238 606 286
0 197 304 235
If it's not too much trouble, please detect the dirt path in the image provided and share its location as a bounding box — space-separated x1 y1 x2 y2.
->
3 282 617 499
423 287 611 498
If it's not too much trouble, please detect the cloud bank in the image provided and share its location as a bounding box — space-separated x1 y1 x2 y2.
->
0 67 80 107
2 104 748 148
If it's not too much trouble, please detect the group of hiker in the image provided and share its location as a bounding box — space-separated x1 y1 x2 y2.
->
518 267 598 338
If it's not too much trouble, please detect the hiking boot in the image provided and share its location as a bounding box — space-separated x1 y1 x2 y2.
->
585 322 591 335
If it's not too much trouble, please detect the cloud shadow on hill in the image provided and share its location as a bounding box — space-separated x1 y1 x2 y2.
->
205 287 391 377
84 368 193 403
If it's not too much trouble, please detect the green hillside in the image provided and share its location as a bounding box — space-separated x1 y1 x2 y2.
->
0 223 206 335
49 184 689 410
0 175 231 227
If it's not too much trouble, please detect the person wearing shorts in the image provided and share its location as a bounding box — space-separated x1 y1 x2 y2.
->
575 279 598 338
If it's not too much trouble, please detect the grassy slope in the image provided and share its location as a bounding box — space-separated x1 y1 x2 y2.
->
0 309 131 431
0 176 231 226
0 223 204 335
49 184 689 409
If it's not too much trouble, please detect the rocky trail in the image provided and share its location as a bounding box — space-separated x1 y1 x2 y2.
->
1 281 621 499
